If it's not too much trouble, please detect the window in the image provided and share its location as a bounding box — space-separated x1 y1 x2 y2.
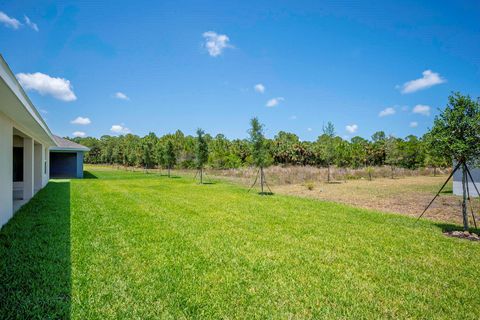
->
13 147 23 182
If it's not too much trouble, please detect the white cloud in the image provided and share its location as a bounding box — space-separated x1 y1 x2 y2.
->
254 83 265 93
409 121 418 128
345 124 358 134
114 92 129 100
71 116 91 125
73 131 86 138
400 70 446 94
24 15 38 31
110 124 131 134
16 72 76 101
202 31 232 57
266 97 284 107
0 11 21 29
412 104 431 116
307 128 313 132
379 107 396 117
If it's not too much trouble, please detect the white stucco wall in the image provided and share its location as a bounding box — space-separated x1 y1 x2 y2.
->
0 112 13 227
34 143 43 192
43 146 49 187
0 112 53 228
23 137 34 201
0 55 56 228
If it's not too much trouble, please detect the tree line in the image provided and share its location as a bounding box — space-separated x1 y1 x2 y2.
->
71 123 448 173
72 92 480 230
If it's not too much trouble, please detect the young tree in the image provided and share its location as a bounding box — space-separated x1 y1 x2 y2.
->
248 117 269 193
426 92 480 230
318 121 336 182
164 139 177 177
195 128 209 183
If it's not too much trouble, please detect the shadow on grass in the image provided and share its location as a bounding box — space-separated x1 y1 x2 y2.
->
440 188 453 194
0 181 71 319
434 222 480 234
83 170 98 179
197 181 216 185
258 192 275 196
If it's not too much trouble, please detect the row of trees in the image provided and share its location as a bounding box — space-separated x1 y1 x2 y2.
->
72 124 448 174
72 92 480 230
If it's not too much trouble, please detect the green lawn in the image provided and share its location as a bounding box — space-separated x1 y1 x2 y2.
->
1 167 479 319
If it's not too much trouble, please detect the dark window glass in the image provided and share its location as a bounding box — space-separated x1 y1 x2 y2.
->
13 147 23 182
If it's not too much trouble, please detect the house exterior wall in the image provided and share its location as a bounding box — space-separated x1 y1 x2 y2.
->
77 151 84 178
0 112 13 227
1 111 52 228
34 143 44 192
43 146 50 186
23 137 34 200
452 163 480 197
0 55 56 228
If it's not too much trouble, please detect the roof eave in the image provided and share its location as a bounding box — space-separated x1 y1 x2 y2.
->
0 54 56 146
50 147 90 152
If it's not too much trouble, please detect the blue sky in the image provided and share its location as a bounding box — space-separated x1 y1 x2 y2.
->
1 1 479 140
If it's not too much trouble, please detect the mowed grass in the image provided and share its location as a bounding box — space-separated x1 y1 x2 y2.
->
1 167 479 319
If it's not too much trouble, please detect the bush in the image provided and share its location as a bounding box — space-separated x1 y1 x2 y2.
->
305 181 315 191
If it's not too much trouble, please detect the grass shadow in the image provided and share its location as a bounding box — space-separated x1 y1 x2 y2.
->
325 181 343 184
83 170 98 179
0 181 71 319
440 185 453 194
434 222 480 234
258 192 275 196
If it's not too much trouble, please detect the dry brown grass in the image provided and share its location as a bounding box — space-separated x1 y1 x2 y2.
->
273 177 466 224
207 165 449 185
205 166 477 226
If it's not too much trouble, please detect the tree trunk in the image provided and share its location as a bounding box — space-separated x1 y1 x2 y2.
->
391 165 394 179
461 163 469 231
168 167 171 177
327 165 331 183
200 167 203 184
260 167 264 193
433 167 437 177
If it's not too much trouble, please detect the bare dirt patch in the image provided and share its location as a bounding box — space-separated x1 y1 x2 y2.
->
444 231 480 241
271 177 468 224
